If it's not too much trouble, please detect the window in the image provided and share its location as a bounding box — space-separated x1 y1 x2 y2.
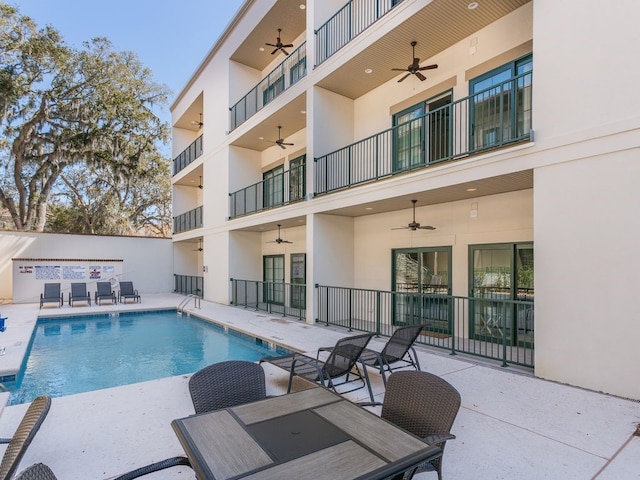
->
469 243 534 345
289 155 306 202
262 75 285 106
469 55 532 150
263 255 284 305
289 57 306 85
392 247 451 329
393 92 452 172
263 165 284 209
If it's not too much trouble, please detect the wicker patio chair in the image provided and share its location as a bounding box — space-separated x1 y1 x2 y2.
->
118 282 140 304
359 371 461 480
94 282 116 305
188 360 267 414
358 324 425 386
39 284 62 309
13 460 192 480
68 283 90 307
262 332 375 401
0 395 51 480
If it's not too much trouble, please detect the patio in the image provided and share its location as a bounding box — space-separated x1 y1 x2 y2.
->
0 295 638 479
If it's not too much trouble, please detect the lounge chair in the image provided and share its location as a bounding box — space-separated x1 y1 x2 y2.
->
13 459 192 480
118 281 140 303
359 371 461 480
94 282 116 305
261 332 375 401
189 360 267 414
39 283 63 309
358 324 425 386
68 283 91 307
0 395 51 480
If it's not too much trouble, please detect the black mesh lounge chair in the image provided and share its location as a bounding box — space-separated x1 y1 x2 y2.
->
68 283 91 307
360 371 461 480
39 284 62 309
262 332 375 401
189 360 267 414
358 324 425 386
118 282 140 304
0 395 51 480
94 282 116 305
13 459 192 480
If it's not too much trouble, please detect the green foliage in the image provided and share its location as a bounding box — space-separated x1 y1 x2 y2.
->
0 2 171 234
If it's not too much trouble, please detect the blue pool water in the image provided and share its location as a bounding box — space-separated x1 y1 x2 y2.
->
6 310 289 405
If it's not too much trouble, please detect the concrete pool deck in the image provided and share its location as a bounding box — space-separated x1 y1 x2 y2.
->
0 295 639 479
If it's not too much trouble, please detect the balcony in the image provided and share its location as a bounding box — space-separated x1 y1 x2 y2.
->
315 284 534 368
173 135 203 175
229 163 305 219
173 206 203 234
315 70 532 195
315 0 402 66
229 42 307 131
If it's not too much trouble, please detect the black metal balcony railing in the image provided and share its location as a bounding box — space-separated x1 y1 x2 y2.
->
315 284 534 368
173 206 203 234
173 135 203 175
315 0 402 66
229 163 306 219
230 279 306 321
315 70 533 195
229 42 307 131
174 274 203 297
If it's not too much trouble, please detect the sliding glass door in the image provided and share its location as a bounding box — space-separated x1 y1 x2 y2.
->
392 247 451 331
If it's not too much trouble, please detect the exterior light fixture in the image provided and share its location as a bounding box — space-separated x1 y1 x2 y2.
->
364 68 373 74
468 2 479 10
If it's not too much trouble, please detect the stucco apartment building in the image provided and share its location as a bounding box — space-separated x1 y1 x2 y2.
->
170 0 640 400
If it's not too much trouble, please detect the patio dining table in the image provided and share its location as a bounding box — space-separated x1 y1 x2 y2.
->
171 386 442 480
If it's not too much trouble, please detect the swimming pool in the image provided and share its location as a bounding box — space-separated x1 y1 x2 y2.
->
5 310 289 405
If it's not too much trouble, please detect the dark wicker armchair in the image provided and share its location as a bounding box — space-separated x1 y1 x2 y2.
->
0 395 51 480
13 460 192 480
188 360 268 414
360 371 461 480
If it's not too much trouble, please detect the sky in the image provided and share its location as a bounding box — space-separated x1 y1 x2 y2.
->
9 0 245 126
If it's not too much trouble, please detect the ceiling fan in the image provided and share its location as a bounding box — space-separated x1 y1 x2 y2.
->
267 224 293 244
265 126 294 149
391 41 438 83
265 28 293 56
392 199 436 231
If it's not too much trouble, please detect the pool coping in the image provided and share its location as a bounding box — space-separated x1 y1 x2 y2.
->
0 296 300 393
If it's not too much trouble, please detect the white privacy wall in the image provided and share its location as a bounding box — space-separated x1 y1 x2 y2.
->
0 231 173 303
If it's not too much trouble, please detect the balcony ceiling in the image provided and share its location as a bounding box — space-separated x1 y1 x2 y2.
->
316 0 531 99
228 93 307 151
231 0 307 71
231 169 533 232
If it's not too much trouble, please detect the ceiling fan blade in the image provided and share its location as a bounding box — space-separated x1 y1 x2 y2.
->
412 58 421 69
270 48 279 55
415 71 427 81
277 143 286 149
397 73 411 83
280 48 289 56
391 68 408 71
265 42 277 47
419 64 438 70
391 226 409 230
283 43 294 48
418 225 436 230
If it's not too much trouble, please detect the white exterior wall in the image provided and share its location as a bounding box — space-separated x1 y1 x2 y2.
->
0 231 173 303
